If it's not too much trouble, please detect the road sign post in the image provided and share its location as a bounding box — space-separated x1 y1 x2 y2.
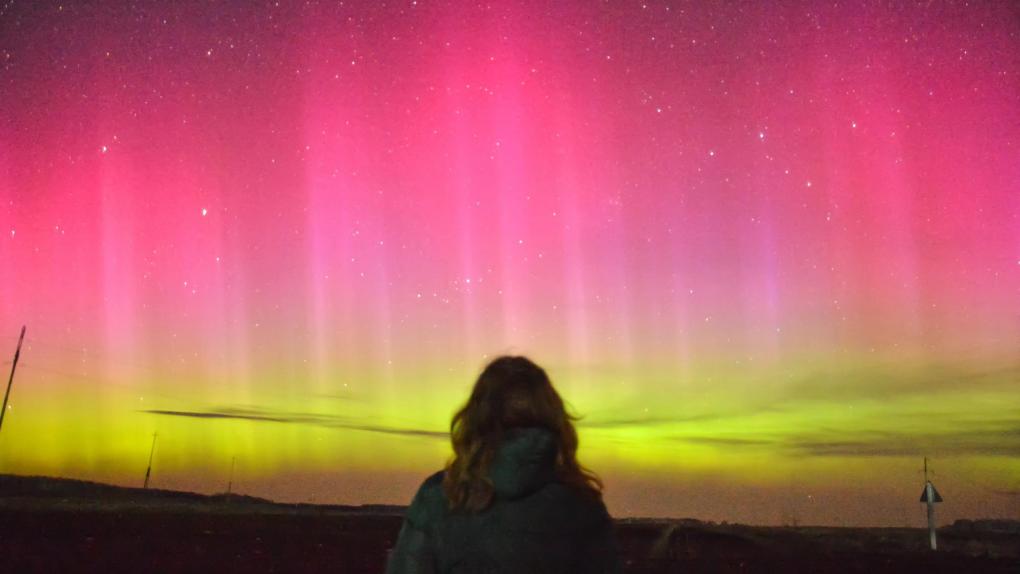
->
919 458 943 550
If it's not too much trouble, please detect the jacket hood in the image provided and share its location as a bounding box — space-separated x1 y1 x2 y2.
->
487 426 558 500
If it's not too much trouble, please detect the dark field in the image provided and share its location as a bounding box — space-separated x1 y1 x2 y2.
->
1 475 1016 573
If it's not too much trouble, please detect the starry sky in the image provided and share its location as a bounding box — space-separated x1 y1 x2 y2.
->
1 1 1018 526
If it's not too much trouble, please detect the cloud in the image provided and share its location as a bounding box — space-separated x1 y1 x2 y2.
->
779 360 1020 404
144 409 289 423
141 387 1020 460
578 405 786 430
672 435 776 447
141 407 447 439
575 401 1018 458
578 414 703 429
783 424 1020 458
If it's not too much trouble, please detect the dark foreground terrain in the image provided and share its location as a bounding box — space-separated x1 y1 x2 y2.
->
1 474 1016 573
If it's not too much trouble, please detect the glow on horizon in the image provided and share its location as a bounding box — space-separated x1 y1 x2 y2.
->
0 1 1018 526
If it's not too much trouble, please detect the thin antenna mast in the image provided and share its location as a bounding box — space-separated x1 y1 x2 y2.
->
143 432 158 489
0 326 27 436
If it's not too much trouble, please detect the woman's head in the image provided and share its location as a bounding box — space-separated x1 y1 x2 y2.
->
442 355 603 511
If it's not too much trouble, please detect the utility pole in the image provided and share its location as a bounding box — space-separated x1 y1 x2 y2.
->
0 326 26 436
143 432 158 489
920 457 943 550
227 456 236 495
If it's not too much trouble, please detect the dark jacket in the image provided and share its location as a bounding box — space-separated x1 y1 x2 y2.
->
385 427 622 574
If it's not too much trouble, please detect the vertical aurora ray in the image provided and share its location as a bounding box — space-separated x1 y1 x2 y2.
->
0 1 1017 525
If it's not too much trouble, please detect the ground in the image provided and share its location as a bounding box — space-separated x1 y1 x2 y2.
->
1 475 1016 573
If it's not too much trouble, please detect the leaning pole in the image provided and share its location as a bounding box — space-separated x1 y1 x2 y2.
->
143 432 158 489
0 325 27 436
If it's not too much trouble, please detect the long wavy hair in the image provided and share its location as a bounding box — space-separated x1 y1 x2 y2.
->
442 355 603 512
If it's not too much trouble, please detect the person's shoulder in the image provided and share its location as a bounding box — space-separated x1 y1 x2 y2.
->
420 470 445 490
569 491 613 536
406 470 448 528
544 480 605 504
542 483 612 525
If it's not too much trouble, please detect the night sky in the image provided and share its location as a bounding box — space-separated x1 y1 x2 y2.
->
1 1 1018 526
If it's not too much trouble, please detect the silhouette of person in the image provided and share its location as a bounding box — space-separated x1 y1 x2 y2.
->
386 355 622 574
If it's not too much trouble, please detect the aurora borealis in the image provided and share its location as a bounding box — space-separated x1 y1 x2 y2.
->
1 0 1018 526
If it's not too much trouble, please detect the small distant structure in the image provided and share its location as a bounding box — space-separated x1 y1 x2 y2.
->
143 432 158 489
919 457 943 550
0 325 27 436
227 456 236 495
